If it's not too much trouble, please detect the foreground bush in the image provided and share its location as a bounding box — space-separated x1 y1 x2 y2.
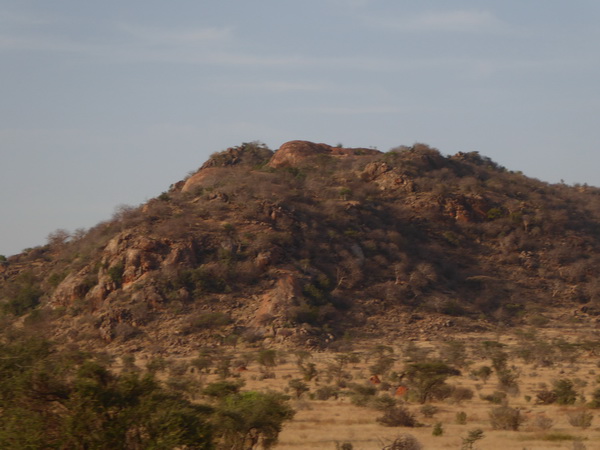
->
0 343 214 448
0 335 294 449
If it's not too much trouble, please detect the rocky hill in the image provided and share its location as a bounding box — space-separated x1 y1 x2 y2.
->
2 140 600 353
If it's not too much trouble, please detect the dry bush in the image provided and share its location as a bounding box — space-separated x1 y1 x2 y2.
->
451 386 474 404
567 410 593 429
314 385 339 400
419 404 438 418
376 406 419 427
489 405 524 431
533 413 554 431
380 434 422 450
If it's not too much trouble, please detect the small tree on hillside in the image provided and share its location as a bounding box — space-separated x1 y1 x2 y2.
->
404 361 460 403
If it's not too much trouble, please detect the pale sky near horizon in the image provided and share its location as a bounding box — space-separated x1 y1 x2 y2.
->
1 1 599 256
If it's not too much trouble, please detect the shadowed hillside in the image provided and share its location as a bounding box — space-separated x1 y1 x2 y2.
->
2 140 600 351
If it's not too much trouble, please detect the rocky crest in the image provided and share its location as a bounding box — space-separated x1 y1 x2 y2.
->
267 140 380 168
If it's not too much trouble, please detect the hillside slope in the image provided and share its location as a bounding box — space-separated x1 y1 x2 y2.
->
2 140 600 352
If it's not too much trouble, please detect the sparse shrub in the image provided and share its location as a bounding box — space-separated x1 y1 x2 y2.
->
588 388 600 408
461 429 484 450
451 386 474 404
257 349 278 370
315 385 339 400
456 411 467 424
487 207 504 220
121 354 137 372
325 357 354 386
370 394 397 411
529 314 550 327
191 352 214 374
489 405 523 430
107 262 125 286
432 422 443 436
441 340 468 367
184 312 232 333
47 271 67 288
402 342 431 363
536 388 557 405
215 354 233 380
370 355 396 377
288 379 309 399
554 379 578 405
169 361 190 377
113 322 141 341
534 414 554 430
146 356 169 374
497 369 520 395
336 443 353 450
487 347 508 373
472 366 492 383
349 383 377 406
377 406 419 427
420 404 438 418
380 433 422 450
567 410 593 428
298 362 318 381
3 272 43 316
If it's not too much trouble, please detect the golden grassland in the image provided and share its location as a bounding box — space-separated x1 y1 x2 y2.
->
179 325 600 450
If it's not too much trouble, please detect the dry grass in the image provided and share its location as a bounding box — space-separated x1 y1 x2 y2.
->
155 327 600 449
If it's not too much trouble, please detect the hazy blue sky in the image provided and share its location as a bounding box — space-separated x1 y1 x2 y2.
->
1 1 599 256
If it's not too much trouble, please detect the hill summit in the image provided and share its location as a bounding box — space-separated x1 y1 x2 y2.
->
2 140 600 352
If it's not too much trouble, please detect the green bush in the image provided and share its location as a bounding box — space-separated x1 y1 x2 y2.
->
202 380 244 399
553 379 577 405
186 312 232 332
461 429 484 450
288 379 309 399
214 391 295 449
107 262 125 286
481 390 507 404
0 337 214 449
404 361 461 403
589 388 600 408
3 273 43 316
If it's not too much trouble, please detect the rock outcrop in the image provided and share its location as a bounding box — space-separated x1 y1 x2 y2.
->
267 140 380 168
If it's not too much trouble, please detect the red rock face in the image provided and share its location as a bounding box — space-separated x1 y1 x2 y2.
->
267 140 380 168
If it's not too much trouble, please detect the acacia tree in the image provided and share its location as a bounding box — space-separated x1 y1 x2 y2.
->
404 361 461 403
214 391 295 449
0 336 214 449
